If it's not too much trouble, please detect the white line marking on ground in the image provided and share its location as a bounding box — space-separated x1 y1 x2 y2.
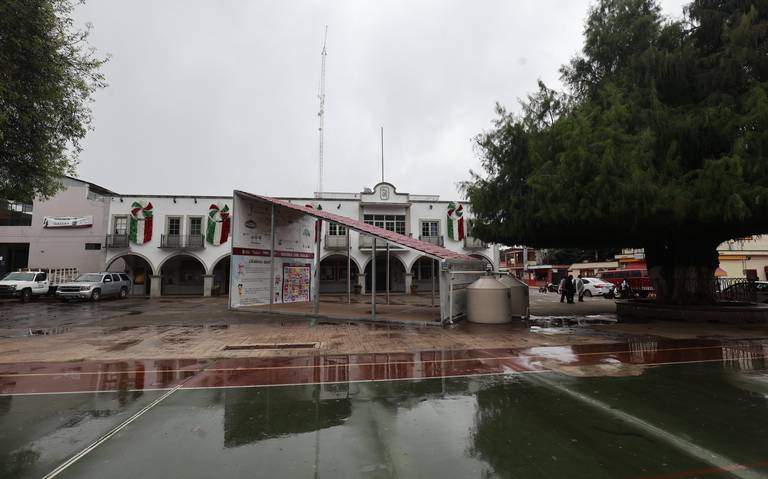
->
0 343 752 377
526 374 766 479
2 354 767 397
40 385 181 479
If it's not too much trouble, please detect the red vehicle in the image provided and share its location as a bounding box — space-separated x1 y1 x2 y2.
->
599 269 654 298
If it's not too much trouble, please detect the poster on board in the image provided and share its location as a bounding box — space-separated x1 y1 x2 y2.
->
230 192 316 308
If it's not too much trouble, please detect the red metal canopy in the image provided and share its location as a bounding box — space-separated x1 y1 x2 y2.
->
237 191 477 262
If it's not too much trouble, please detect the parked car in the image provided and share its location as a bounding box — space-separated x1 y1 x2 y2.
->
56 272 131 302
719 280 768 304
580 277 614 297
0 271 50 302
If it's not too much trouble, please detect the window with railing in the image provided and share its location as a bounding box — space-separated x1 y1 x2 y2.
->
364 214 405 235
421 220 440 238
328 222 347 236
0 200 33 226
189 217 202 236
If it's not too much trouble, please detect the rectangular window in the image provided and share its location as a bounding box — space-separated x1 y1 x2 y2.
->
85 243 102 250
113 216 128 235
0 200 33 226
189 217 202 236
421 220 440 237
167 217 181 236
364 214 405 234
328 222 346 236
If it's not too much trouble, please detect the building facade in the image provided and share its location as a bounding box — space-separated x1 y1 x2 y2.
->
0 177 114 277
102 181 498 297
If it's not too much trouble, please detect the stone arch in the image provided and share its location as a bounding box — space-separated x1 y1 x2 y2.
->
319 254 361 293
210 254 231 296
106 253 155 296
470 253 495 271
363 254 407 293
208 253 232 275
156 251 207 274
159 253 207 296
409 255 440 293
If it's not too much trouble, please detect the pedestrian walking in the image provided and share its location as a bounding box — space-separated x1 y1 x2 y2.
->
576 275 585 302
564 274 576 304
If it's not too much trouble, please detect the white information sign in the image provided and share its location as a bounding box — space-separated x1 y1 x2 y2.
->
230 193 317 308
43 216 93 228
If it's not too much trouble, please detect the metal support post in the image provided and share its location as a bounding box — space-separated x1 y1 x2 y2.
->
371 237 376 321
269 204 276 311
314 219 322 314
431 259 436 307
346 228 351 304
386 243 390 305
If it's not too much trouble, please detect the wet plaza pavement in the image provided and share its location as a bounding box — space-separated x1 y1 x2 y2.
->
1 338 768 478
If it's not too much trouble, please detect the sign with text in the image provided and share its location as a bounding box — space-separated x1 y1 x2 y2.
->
43 216 93 228
230 193 316 308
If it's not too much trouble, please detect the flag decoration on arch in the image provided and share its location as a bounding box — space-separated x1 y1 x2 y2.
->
206 203 231 246
447 202 465 241
129 200 153 244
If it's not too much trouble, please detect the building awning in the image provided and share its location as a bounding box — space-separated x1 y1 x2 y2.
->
237 191 478 262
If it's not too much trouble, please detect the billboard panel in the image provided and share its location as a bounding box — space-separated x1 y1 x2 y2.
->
230 193 317 308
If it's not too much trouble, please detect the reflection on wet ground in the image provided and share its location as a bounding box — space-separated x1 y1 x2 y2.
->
0 344 767 478
1 338 767 395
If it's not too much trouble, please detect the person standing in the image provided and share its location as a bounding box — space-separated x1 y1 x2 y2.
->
558 277 567 303
576 275 585 302
565 274 576 304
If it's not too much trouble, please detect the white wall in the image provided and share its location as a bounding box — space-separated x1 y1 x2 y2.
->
105 195 233 275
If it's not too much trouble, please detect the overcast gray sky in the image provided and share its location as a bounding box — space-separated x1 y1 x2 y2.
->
74 0 689 199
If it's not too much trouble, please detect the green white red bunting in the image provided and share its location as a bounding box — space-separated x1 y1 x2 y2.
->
129 200 153 244
206 203 231 246
447 202 465 241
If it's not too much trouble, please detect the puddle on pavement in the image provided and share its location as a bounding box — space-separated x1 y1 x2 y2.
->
527 315 617 334
27 327 72 336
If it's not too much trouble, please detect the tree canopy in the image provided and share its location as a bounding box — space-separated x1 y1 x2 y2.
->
0 0 106 203
464 0 768 303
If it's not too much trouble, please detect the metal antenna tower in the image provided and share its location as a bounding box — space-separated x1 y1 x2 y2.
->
317 26 328 195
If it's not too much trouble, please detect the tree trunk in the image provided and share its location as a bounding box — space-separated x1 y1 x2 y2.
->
644 238 719 305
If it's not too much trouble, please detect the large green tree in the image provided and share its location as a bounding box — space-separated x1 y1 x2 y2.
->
465 0 768 304
0 0 106 203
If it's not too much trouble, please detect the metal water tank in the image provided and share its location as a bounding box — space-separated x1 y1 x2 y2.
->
498 275 530 319
467 277 512 324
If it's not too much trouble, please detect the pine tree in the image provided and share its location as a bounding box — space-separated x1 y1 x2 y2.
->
465 0 768 304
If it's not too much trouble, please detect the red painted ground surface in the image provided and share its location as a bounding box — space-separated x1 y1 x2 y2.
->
1 338 766 395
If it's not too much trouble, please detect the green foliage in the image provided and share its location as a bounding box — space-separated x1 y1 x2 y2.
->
465 0 768 251
0 0 107 202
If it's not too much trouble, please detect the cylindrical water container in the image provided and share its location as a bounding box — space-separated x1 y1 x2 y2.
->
467 277 512 324
498 275 530 319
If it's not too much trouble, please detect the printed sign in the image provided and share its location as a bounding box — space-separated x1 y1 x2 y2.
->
230 193 317 308
43 216 93 228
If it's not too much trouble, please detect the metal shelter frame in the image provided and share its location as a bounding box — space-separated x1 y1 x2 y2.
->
232 191 485 325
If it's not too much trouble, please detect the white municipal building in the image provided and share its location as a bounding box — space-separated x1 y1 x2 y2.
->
0 178 498 297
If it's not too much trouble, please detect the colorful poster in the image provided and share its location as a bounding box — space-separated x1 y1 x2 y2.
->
282 263 311 302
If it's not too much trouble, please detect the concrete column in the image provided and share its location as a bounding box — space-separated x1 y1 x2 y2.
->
203 274 214 297
358 275 366 296
150 275 162 298
404 273 413 295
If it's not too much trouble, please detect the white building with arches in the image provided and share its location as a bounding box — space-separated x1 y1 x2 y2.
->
104 182 498 298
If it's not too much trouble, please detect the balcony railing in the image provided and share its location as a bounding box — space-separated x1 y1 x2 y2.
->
325 234 349 249
419 235 444 246
160 234 204 250
105 234 129 249
464 236 488 250
358 235 407 250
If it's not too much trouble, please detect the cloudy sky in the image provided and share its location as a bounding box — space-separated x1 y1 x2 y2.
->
74 0 689 199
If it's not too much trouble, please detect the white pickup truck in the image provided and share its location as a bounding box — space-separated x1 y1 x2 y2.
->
0 271 50 302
